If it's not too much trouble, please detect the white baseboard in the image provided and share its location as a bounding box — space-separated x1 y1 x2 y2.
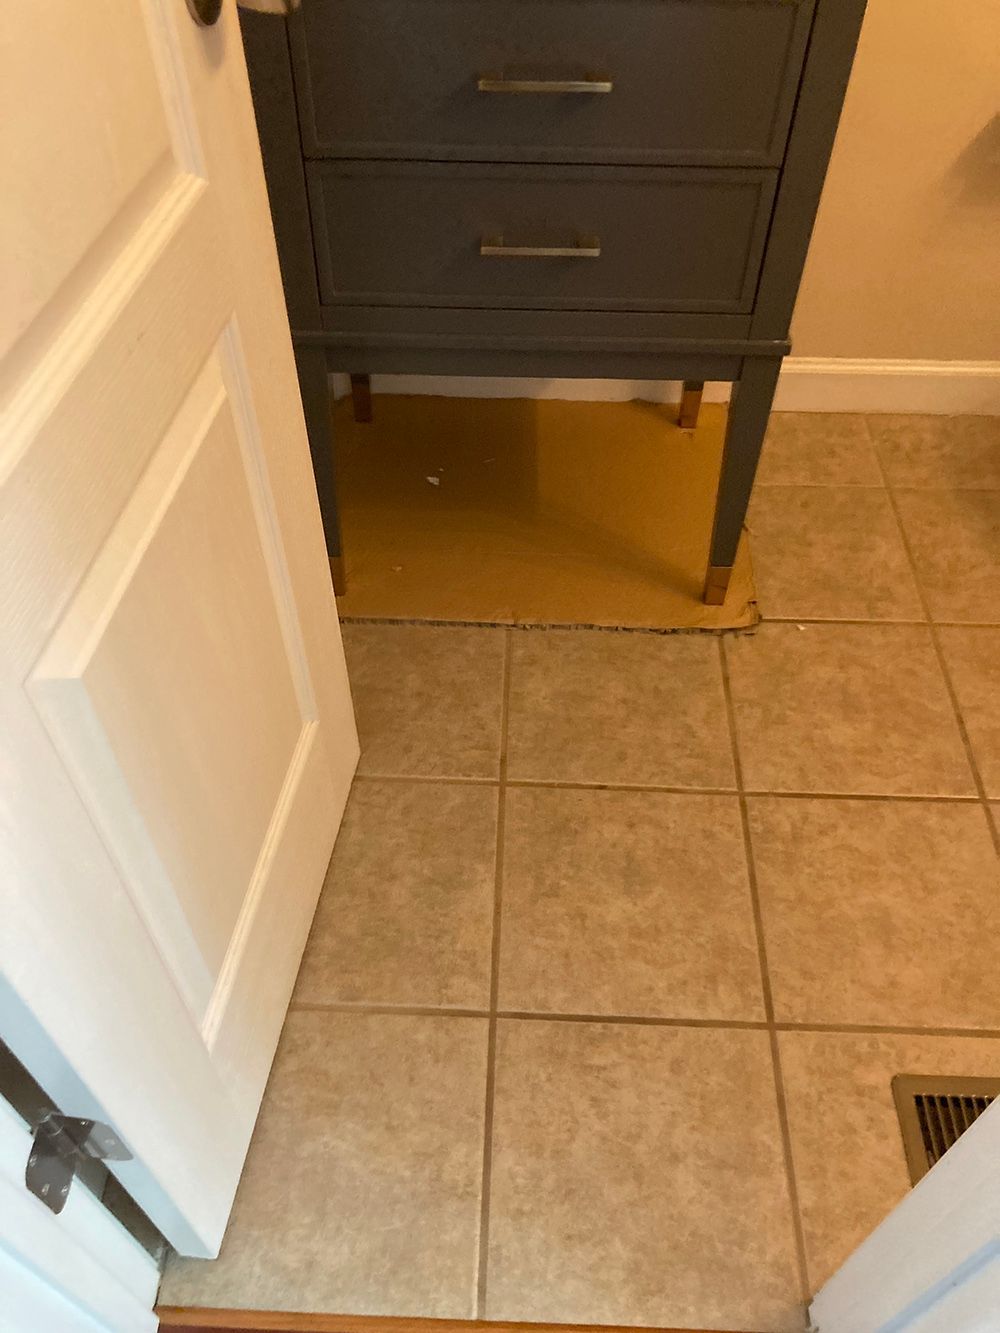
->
773 358 1000 414
332 359 1000 415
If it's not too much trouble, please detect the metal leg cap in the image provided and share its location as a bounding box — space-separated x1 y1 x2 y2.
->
703 564 733 606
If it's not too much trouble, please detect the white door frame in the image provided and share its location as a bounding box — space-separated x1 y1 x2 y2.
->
0 1095 160 1333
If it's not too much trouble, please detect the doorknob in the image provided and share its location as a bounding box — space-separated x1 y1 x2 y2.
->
186 0 300 25
186 0 221 22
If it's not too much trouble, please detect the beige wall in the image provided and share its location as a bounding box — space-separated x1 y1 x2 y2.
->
791 0 1000 361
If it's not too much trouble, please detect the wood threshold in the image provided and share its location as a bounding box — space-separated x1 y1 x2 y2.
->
156 1310 756 1333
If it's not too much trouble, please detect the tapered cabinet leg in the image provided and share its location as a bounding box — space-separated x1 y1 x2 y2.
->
350 373 373 423
679 380 705 430
295 345 346 596
703 357 781 605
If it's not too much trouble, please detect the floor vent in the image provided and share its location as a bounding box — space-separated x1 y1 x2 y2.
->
892 1075 1000 1185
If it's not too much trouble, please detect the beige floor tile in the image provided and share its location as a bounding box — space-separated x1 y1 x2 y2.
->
342 623 506 778
893 488 1000 624
487 1020 804 1332
870 415 1000 489
750 798 1000 1028
499 787 763 1020
938 627 1000 797
725 624 973 796
507 628 735 787
294 781 497 1008
779 1030 1000 1292
161 1012 488 1316
756 414 883 487
749 486 922 621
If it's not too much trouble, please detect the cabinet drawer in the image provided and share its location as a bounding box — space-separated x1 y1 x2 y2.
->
290 0 814 168
307 162 777 314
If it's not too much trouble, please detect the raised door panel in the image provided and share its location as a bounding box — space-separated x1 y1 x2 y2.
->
29 341 313 1021
0 0 183 360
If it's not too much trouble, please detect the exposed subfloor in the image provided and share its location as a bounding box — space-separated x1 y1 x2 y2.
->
162 411 1000 1333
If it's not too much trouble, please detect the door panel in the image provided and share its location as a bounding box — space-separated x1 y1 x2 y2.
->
30 338 310 1016
1 0 359 1259
1 0 182 361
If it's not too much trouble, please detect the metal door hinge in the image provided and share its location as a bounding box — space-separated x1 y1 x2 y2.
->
26 1113 131 1215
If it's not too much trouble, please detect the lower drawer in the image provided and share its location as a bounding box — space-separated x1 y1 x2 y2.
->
307 163 777 314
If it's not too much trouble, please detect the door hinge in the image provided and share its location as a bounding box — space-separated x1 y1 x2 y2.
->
26 1112 131 1215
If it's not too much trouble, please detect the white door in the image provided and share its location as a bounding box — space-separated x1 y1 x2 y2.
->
811 1101 1000 1331
0 0 359 1259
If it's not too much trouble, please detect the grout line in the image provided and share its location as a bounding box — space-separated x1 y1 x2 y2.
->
718 636 812 1308
868 422 1000 861
354 774 979 804
497 1011 767 1029
742 789 979 804
475 629 512 1319
717 640 774 1022
761 616 928 627
352 773 499 787
288 1002 1000 1041
289 1002 491 1018
764 615 1000 629
774 1021 1000 1040
756 482 887 491
506 778 739 796
766 1032 813 1306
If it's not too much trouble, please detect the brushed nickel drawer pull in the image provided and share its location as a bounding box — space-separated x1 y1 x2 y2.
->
477 75 613 95
480 234 602 259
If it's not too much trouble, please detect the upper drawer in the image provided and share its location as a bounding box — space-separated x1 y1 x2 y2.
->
289 0 815 168
307 162 778 314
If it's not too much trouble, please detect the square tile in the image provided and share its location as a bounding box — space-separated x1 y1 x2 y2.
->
893 488 1000 623
870 415 1000 489
939 627 1000 797
342 623 506 778
161 1012 488 1315
725 624 973 796
499 787 763 1020
750 797 1000 1028
749 486 923 621
756 414 883 487
507 629 735 787
294 781 497 1008
779 1030 1000 1291
487 1020 803 1332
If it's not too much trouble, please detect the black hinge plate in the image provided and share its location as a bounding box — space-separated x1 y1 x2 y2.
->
26 1113 131 1215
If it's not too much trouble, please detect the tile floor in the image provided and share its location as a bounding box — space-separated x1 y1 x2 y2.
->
162 412 1000 1333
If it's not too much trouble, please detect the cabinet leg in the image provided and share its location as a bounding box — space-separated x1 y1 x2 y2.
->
350 373 373 424
679 380 705 430
295 345 346 596
703 357 781 605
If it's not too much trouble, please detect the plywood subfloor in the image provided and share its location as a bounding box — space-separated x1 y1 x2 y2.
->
332 395 757 631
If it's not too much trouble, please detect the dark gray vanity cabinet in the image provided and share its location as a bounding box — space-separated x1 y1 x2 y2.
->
240 0 866 603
